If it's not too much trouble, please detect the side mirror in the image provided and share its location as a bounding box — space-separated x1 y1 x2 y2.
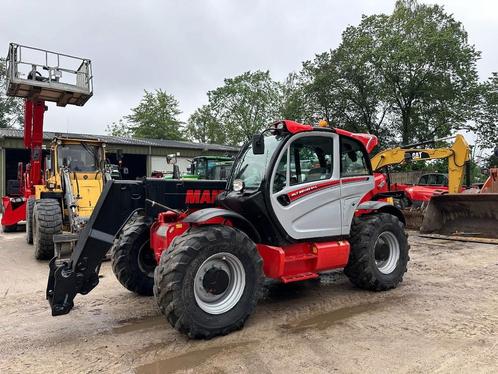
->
252 134 265 155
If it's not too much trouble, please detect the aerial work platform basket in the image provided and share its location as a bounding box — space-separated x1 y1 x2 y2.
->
5 43 93 106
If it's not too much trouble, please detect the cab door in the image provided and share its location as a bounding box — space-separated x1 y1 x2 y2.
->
339 136 374 235
269 132 343 240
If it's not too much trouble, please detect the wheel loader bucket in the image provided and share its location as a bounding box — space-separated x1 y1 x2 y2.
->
420 194 498 239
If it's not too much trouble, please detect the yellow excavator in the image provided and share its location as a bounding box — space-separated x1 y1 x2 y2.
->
371 134 470 195
371 135 498 239
370 135 470 229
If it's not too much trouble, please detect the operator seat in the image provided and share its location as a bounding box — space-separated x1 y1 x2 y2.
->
306 167 326 182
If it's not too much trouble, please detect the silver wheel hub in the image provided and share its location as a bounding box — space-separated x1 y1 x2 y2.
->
374 231 400 274
194 252 245 315
137 240 155 278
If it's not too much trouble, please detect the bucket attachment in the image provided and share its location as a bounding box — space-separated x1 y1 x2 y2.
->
420 194 498 239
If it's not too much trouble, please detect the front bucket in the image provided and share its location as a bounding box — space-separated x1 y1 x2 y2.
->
420 194 498 239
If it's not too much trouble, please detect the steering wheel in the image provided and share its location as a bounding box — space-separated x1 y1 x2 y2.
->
274 172 286 192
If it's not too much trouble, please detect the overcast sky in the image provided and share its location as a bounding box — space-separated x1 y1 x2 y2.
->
1 0 496 137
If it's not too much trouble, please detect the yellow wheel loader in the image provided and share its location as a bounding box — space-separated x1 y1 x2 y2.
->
30 137 107 259
370 134 471 230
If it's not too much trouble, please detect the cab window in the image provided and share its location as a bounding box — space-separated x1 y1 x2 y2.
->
273 136 333 193
58 144 100 172
340 137 370 177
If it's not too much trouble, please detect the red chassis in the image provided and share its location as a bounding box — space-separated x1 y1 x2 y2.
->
150 210 350 284
1 99 45 230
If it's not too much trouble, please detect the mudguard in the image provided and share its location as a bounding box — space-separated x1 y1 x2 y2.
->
357 200 405 225
183 207 261 242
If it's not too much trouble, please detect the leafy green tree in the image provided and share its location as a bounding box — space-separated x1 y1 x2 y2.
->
206 70 283 145
371 0 480 144
280 72 316 124
105 118 131 137
473 73 498 149
288 0 480 146
185 105 226 144
120 89 183 140
0 60 23 128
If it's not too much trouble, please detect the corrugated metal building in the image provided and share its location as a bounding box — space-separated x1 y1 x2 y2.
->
0 129 238 196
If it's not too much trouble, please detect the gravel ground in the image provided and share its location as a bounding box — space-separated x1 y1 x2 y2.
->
0 229 497 374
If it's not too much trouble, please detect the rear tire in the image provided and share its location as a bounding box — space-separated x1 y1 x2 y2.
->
26 197 35 244
345 213 409 291
33 199 63 260
111 215 155 296
154 225 264 339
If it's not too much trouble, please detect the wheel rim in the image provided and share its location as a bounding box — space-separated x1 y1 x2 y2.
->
137 240 155 278
194 252 246 315
374 231 400 275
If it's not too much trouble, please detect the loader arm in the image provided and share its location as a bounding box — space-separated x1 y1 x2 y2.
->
370 134 470 194
46 178 227 316
47 179 146 315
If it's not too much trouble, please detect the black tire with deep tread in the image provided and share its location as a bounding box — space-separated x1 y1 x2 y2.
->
154 225 264 339
111 215 154 296
33 199 63 260
26 197 35 244
344 213 409 291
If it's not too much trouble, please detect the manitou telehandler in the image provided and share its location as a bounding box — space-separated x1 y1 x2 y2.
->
47 120 409 339
1 43 106 259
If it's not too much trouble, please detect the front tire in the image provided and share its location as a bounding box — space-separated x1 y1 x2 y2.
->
154 225 264 339
26 197 35 244
344 213 409 291
33 199 63 260
111 215 155 296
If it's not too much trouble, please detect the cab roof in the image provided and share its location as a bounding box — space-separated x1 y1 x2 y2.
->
272 120 379 153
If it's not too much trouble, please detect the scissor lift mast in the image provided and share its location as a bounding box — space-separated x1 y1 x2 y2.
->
1 43 93 230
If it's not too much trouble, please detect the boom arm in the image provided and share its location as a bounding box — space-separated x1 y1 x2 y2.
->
370 135 470 193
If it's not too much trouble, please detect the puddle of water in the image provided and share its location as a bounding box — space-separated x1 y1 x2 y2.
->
113 315 167 334
282 300 386 333
134 340 256 374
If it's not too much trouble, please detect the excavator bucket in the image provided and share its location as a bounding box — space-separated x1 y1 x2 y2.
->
420 194 498 239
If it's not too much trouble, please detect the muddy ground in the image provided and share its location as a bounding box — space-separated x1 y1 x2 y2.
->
0 229 497 374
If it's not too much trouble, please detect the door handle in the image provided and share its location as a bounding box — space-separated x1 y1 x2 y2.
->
277 194 290 206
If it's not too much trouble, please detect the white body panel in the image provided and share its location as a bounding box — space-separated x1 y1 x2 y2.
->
269 132 373 240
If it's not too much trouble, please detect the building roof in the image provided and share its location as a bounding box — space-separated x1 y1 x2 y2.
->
0 128 239 153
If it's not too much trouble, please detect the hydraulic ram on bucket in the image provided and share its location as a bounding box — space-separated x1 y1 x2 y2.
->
420 193 498 239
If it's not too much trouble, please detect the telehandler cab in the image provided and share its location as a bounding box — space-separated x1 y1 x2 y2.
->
47 120 409 339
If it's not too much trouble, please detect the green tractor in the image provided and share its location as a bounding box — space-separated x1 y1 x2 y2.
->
184 155 233 180
152 155 233 180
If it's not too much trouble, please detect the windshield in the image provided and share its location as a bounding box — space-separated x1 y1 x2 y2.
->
231 133 284 190
58 144 100 172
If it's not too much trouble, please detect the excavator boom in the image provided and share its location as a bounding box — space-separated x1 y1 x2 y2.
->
370 134 470 194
